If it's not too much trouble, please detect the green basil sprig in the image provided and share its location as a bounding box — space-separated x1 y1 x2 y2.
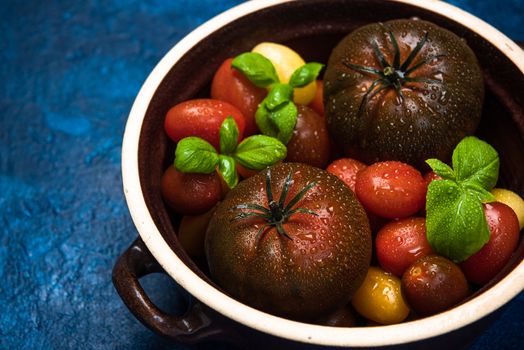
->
174 116 286 189
425 136 499 262
232 52 323 144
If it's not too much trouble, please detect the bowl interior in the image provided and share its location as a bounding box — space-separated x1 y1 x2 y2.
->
136 0 524 323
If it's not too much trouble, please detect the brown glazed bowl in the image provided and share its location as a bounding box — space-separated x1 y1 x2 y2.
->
113 0 524 348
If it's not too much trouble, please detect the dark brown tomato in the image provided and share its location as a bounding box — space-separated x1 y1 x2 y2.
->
324 19 484 170
460 202 520 285
205 163 371 321
315 304 357 327
161 166 222 215
211 58 266 136
285 105 331 168
402 255 470 316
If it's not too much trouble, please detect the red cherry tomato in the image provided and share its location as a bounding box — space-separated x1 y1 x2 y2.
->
309 80 324 116
326 158 367 193
419 171 442 216
460 202 520 285
211 58 266 136
355 161 426 219
375 217 433 276
164 99 245 151
402 255 470 316
178 205 218 257
161 166 222 215
236 162 259 179
424 171 442 189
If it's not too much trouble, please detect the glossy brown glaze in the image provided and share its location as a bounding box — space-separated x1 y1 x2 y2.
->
118 0 524 347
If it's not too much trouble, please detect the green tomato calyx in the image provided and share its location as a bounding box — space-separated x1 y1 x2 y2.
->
232 169 318 244
344 25 444 114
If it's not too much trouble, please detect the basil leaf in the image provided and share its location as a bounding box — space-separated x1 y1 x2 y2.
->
288 62 324 88
231 52 279 88
426 158 455 180
265 83 293 110
218 155 238 189
462 181 496 203
219 116 239 155
255 101 297 144
234 135 287 170
452 136 499 190
426 180 490 262
174 137 219 173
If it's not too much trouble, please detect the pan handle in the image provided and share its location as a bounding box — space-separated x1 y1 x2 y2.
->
112 237 229 344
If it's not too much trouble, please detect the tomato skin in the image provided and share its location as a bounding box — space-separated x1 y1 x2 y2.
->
164 99 245 150
309 80 324 116
491 188 524 229
324 19 483 170
326 157 367 193
351 267 410 325
236 163 259 179
211 58 266 136
316 304 357 327
424 171 442 188
402 255 470 316
161 166 222 215
285 105 331 168
355 161 426 219
178 205 218 257
375 217 433 276
460 202 520 285
205 163 371 321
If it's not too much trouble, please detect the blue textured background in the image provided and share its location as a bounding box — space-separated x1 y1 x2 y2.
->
1 0 523 349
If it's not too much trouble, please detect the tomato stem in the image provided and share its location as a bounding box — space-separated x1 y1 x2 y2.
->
232 169 318 244
345 28 444 111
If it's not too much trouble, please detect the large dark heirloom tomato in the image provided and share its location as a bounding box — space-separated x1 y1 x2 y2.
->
324 19 484 169
205 163 372 321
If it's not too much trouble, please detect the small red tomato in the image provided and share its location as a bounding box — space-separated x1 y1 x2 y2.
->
375 217 433 276
309 80 324 116
161 166 222 215
178 205 218 258
419 171 442 216
211 58 266 136
402 255 470 316
236 162 259 179
164 99 245 150
460 202 520 285
326 158 367 193
285 105 331 168
355 161 426 219
423 171 442 188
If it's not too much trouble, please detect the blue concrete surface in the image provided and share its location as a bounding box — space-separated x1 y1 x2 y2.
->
1 0 522 349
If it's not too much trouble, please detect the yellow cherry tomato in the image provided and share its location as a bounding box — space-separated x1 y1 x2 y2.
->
252 42 317 105
491 188 524 229
351 266 410 325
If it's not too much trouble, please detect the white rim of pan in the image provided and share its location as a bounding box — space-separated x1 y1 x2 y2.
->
121 0 524 347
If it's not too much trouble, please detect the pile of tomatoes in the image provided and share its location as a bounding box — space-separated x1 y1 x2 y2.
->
160 41 524 326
